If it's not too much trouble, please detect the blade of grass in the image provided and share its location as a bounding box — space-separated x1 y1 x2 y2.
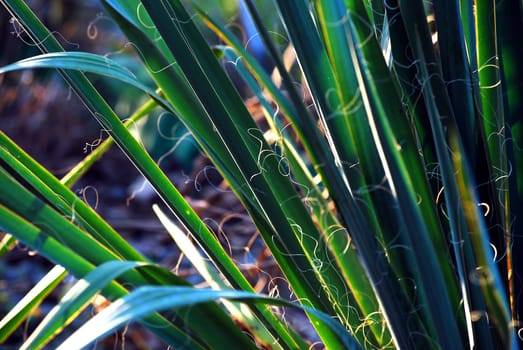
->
0 233 16 258
0 265 66 343
0 53 170 109
474 3 511 298
476 0 506 174
432 0 477 158
450 130 515 348
382 2 438 172
460 0 478 74
21 261 147 350
153 205 294 350
497 0 523 327
58 285 362 350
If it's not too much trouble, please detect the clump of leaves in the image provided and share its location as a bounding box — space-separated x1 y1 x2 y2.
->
0 0 522 349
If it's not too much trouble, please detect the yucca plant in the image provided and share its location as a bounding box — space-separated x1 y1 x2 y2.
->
0 0 522 348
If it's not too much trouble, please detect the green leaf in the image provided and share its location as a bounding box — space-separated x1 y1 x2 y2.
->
0 52 170 110
153 205 291 350
58 286 362 350
0 234 16 259
21 261 147 350
450 131 515 348
0 265 66 343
